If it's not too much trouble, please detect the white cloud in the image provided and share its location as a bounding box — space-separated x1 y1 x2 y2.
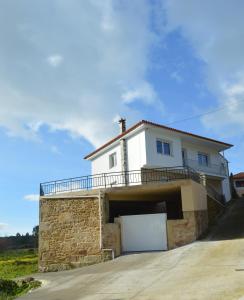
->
47 54 63 67
0 223 8 230
164 0 244 136
121 81 158 104
0 1 164 147
24 194 39 202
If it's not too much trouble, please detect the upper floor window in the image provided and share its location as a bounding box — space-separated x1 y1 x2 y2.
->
156 140 172 156
198 152 209 166
109 152 117 169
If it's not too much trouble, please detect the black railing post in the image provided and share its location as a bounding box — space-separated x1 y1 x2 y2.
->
40 184 44 196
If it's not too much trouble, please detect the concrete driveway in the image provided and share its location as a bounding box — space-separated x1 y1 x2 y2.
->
20 199 244 300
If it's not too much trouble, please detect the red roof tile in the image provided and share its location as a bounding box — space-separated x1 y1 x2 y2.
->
233 173 244 180
84 120 233 159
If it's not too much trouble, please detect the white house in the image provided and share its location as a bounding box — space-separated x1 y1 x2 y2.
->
233 173 244 197
85 119 233 202
39 119 234 270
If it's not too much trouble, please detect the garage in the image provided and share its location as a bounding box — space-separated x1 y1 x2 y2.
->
121 213 167 252
106 185 182 253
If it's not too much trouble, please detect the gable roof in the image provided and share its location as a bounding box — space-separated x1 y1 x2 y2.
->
233 173 244 180
84 120 233 159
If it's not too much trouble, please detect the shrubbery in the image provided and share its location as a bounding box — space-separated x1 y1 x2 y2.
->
0 277 41 299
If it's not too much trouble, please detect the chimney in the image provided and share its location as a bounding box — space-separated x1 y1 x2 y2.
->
118 118 128 185
118 118 126 134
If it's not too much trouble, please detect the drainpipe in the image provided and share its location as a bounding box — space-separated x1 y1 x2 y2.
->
118 118 128 185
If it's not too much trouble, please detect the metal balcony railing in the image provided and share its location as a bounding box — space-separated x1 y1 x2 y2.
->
183 159 227 176
40 166 201 196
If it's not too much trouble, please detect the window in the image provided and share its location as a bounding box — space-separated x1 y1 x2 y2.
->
182 149 187 165
198 153 209 166
235 180 244 188
109 152 117 169
156 140 163 154
156 140 172 156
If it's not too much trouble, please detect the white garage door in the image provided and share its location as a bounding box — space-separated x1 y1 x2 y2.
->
121 213 167 252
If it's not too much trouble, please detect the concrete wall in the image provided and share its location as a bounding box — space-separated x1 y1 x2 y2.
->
39 196 109 272
167 180 208 249
181 180 207 211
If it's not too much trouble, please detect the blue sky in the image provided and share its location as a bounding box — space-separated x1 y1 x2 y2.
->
1 0 244 235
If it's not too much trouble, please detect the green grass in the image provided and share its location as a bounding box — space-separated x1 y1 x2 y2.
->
0 249 38 280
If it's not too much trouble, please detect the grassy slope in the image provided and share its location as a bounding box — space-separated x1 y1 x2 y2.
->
0 249 38 280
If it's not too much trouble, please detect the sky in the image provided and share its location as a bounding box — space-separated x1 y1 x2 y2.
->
1 0 244 235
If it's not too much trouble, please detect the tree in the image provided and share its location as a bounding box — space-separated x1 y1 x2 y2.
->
32 225 39 248
32 225 39 237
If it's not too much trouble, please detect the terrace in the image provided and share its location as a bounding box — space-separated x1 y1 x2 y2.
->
40 166 201 196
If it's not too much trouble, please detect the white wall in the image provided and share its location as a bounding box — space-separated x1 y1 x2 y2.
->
91 129 147 175
181 141 222 166
234 180 244 197
91 143 122 175
127 130 147 171
90 126 231 201
222 177 231 202
181 141 231 201
144 128 183 168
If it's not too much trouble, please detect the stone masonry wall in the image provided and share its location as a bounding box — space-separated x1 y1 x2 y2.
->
39 197 106 272
167 210 208 249
103 223 121 257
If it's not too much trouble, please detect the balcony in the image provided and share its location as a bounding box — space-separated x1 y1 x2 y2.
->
184 159 227 177
40 166 201 196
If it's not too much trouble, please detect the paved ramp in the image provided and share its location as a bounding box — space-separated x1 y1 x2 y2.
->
20 199 244 300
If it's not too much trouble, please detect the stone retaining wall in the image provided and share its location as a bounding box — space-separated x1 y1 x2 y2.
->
167 210 208 249
39 196 107 272
103 223 121 257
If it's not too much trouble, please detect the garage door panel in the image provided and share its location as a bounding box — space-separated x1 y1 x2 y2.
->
121 213 167 252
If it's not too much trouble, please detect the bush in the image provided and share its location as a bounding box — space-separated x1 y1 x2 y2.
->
0 278 41 299
0 279 18 296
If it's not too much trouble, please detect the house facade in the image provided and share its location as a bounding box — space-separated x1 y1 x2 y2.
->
39 119 233 272
233 173 244 197
85 119 232 202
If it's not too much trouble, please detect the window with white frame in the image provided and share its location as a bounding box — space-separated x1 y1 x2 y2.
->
109 152 117 169
198 152 209 166
156 139 172 156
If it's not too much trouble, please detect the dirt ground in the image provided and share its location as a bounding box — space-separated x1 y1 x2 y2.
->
20 199 244 300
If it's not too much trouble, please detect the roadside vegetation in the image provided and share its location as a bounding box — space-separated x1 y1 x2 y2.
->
0 226 41 299
0 249 38 280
